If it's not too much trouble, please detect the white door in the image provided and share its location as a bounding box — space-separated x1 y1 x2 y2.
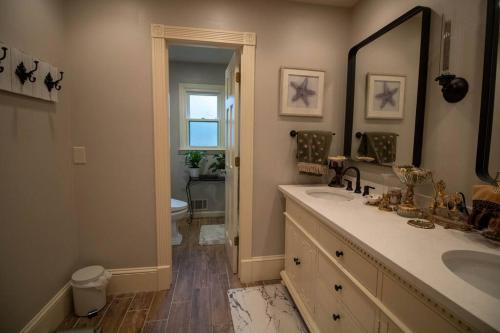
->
225 51 240 274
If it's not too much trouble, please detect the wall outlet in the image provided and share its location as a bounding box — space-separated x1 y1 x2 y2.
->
73 146 87 164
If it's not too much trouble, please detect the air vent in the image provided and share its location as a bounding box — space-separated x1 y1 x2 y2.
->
191 199 208 211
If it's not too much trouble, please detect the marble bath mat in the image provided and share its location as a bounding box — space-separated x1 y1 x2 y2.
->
227 284 309 333
199 224 225 245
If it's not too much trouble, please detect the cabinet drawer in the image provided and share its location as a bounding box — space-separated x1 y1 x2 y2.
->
381 274 460 333
315 285 364 333
318 223 378 295
318 252 377 332
286 199 319 238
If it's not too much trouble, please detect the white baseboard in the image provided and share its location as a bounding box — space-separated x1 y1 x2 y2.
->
20 282 73 333
21 265 172 332
192 210 225 218
107 265 172 294
239 255 284 283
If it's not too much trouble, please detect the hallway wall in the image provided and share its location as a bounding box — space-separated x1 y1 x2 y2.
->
0 0 79 331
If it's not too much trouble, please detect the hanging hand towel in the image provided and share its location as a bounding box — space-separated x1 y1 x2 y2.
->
357 132 397 164
296 130 332 176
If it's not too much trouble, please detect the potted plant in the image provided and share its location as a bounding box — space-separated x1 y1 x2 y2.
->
209 153 225 176
184 150 205 178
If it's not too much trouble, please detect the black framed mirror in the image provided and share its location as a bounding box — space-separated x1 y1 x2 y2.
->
476 0 500 184
343 6 431 167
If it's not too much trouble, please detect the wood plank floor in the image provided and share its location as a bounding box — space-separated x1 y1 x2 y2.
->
58 217 276 333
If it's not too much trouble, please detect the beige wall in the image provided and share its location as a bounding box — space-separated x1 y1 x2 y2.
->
65 0 351 262
349 0 489 199
0 0 79 331
169 61 226 212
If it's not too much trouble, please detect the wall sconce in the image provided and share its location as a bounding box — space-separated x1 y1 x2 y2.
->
15 60 39 84
0 47 7 73
435 18 469 103
44 71 64 92
435 74 469 103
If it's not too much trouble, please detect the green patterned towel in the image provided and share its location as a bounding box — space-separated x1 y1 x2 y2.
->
296 131 332 176
357 132 397 164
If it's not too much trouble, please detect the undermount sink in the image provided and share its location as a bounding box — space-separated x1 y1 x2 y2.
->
442 250 500 300
305 189 354 202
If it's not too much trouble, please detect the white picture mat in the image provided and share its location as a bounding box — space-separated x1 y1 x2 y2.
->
280 68 325 117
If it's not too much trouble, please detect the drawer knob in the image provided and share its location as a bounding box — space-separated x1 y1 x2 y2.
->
334 284 342 292
335 250 344 258
332 314 341 321
293 257 301 265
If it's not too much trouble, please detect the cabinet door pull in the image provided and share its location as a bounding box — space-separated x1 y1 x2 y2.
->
293 257 301 265
332 314 341 321
335 250 344 257
334 284 342 292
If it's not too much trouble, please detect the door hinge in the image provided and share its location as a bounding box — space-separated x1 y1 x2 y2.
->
234 236 239 246
235 72 241 83
235 156 240 167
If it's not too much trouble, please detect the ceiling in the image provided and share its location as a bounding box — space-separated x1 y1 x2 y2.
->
168 45 234 64
289 0 359 7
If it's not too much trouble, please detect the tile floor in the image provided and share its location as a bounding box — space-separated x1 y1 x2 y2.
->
57 217 279 333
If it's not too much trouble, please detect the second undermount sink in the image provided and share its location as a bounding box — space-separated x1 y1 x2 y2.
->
442 250 500 300
305 189 354 202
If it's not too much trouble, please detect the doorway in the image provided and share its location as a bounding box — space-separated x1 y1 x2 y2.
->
150 24 256 290
167 44 240 276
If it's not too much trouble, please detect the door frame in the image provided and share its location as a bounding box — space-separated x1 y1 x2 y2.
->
151 24 256 289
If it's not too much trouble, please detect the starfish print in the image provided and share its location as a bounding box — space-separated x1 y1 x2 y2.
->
290 77 316 106
375 81 399 109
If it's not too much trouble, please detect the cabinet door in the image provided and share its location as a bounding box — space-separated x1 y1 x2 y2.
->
285 218 300 286
297 231 317 314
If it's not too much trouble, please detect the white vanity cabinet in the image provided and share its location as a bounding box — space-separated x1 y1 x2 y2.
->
281 198 468 333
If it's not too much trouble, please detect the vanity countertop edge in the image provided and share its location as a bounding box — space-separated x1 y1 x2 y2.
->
278 184 500 333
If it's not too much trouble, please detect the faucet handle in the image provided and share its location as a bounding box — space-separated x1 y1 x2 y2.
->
345 180 353 191
363 185 375 196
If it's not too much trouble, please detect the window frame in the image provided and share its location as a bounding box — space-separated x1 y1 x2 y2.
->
178 83 225 151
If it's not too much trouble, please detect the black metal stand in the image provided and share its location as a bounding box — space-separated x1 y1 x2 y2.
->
185 175 225 223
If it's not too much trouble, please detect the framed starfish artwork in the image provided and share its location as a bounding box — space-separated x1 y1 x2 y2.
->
366 74 406 119
280 68 325 117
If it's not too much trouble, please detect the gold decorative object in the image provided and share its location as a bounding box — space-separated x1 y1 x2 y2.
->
495 171 500 194
378 193 393 211
388 189 402 205
407 219 435 229
429 214 472 231
393 165 432 218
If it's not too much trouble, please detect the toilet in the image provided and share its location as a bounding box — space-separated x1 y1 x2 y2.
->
171 198 188 245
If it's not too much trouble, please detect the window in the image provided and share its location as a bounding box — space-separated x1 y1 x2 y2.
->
179 83 225 150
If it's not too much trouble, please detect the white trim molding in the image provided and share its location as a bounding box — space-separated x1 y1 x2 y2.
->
240 255 285 283
151 24 256 285
107 266 169 295
20 283 72 333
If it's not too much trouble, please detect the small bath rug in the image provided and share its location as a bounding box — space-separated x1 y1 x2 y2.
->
199 224 225 245
228 284 308 333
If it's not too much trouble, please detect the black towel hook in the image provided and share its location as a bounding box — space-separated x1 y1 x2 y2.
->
0 47 7 73
44 71 64 92
15 60 39 84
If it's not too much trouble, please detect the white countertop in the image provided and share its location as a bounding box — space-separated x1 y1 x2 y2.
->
278 184 500 333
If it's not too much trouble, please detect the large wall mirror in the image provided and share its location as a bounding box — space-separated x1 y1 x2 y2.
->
477 0 500 184
344 6 431 167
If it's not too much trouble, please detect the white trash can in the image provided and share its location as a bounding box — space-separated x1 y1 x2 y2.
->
71 265 112 317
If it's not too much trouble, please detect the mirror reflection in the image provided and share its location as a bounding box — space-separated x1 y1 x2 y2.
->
490 26 500 181
352 13 423 166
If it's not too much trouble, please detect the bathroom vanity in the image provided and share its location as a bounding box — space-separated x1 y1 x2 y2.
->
279 185 500 333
